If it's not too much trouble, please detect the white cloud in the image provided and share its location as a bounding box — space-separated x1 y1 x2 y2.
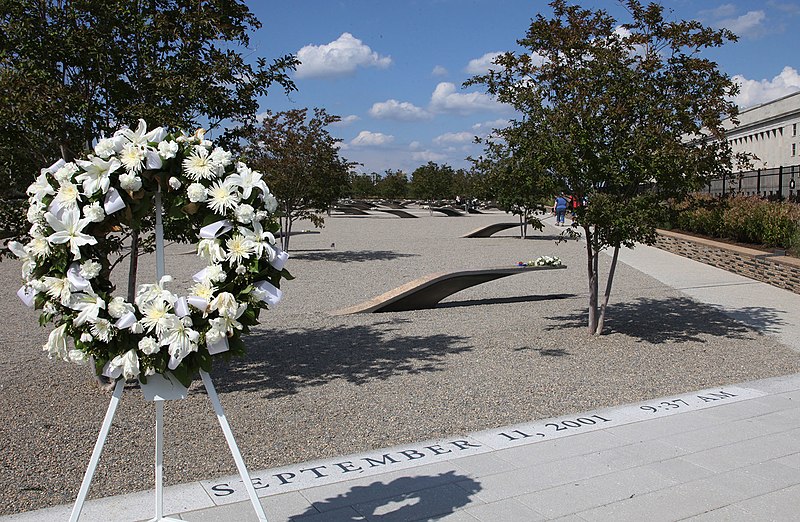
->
369 99 431 120
717 10 766 37
432 65 448 77
433 132 475 145
465 52 503 74
295 33 392 79
332 115 360 127
409 141 422 150
429 82 509 114
412 150 449 162
733 66 800 108
472 119 510 133
350 130 395 147
700 3 738 19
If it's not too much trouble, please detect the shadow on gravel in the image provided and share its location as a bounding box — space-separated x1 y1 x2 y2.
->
287 471 481 521
214 319 471 398
290 250 419 263
544 296 780 344
439 293 577 309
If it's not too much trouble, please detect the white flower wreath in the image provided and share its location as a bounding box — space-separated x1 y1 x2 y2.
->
10 120 290 387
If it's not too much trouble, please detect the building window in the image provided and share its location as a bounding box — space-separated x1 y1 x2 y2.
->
793 143 797 156
794 123 797 136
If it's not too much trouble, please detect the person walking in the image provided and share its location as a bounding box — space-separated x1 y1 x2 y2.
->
553 192 568 226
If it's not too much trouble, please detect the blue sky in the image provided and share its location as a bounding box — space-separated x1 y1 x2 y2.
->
246 1 800 175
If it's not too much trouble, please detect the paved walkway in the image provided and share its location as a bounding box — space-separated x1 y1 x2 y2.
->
6 230 800 521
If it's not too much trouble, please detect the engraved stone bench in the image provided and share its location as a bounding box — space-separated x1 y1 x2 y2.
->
462 222 521 238
430 207 466 217
332 265 567 314
376 209 418 218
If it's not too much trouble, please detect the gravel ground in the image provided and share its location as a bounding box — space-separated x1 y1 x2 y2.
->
2 209 800 515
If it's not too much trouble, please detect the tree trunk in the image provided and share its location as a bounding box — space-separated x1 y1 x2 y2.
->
586 226 599 334
595 244 620 336
127 230 139 302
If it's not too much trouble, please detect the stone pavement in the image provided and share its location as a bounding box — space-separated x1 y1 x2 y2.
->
5 232 800 521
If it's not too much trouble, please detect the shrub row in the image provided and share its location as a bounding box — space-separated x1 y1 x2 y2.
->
667 194 800 255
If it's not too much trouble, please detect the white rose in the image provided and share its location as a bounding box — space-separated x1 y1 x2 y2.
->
54 163 79 184
158 140 179 159
187 183 207 202
234 203 254 223
119 173 142 191
205 264 226 283
209 147 232 166
168 177 181 190
84 202 105 223
138 336 160 355
80 260 102 279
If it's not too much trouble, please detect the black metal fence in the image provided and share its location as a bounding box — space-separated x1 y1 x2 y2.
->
707 164 800 201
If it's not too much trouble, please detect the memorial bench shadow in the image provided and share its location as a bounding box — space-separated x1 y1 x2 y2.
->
213 320 472 398
287 471 481 521
543 296 785 343
291 250 419 263
438 292 577 309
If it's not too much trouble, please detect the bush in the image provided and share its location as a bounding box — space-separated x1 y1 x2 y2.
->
669 194 800 255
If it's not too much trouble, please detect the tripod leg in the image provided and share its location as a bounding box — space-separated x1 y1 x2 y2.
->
200 370 268 521
69 378 125 522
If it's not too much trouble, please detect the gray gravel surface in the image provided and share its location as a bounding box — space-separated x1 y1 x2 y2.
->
2 209 800 515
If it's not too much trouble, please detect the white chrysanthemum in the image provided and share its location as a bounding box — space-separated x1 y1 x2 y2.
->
225 234 254 265
43 276 71 306
234 203 254 223
80 260 102 279
158 140 179 159
189 280 217 301
28 236 51 258
187 183 207 202
120 143 145 173
91 318 114 342
183 145 217 180
140 300 176 336
205 264 226 283
54 181 81 209
27 202 45 224
138 336 160 355
207 181 240 214
119 173 143 191
84 202 105 223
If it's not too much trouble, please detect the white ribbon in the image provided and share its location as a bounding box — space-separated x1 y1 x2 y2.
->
46 159 66 174
207 336 229 355
17 286 35 308
253 280 282 306
174 296 190 317
102 360 122 379
145 150 163 170
192 268 208 283
187 296 209 311
114 311 137 330
66 263 91 291
270 250 289 271
199 220 233 239
104 187 125 215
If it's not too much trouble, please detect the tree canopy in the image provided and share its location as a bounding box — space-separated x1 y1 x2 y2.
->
468 0 740 334
241 108 354 250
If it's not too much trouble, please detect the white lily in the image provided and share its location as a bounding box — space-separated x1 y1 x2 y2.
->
105 349 140 381
27 172 56 202
116 119 167 147
8 241 36 280
228 163 267 199
161 320 200 370
45 208 98 260
75 156 121 196
241 220 277 259
197 238 226 264
135 275 177 309
209 292 241 318
43 324 69 360
69 292 106 327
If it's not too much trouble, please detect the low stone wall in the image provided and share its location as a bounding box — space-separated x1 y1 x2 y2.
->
653 229 800 295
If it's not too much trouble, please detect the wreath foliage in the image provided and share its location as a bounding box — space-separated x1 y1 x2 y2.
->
11 120 290 387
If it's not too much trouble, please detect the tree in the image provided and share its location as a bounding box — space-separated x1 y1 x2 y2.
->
410 162 456 201
468 0 739 334
348 173 378 199
0 0 298 239
470 128 556 237
241 108 354 251
376 169 409 200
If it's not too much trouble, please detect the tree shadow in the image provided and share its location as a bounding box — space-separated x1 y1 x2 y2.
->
291 250 419 263
438 293 577 309
288 471 481 521
543 296 786 343
213 319 472 398
514 346 570 357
